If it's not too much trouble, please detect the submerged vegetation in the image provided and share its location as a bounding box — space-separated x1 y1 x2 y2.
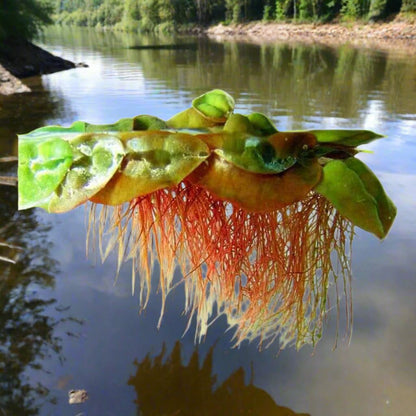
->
52 0 415 32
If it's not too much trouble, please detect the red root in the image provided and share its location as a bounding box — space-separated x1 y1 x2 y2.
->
88 183 353 350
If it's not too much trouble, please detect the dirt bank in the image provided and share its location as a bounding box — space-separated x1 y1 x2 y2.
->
0 66 30 96
0 37 75 95
206 18 416 53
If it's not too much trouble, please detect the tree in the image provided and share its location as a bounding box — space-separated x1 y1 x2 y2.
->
401 0 416 12
369 0 402 20
119 0 140 30
138 0 160 30
341 0 363 18
194 0 210 23
171 0 197 24
0 0 53 41
225 0 242 23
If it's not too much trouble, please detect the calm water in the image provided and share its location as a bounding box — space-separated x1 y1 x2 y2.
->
1 26 416 416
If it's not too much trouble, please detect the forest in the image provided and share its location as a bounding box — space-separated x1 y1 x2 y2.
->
0 1 414 39
53 0 415 32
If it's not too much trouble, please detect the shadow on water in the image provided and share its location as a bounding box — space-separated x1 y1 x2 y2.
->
0 75 75 156
0 183 82 415
128 341 309 416
0 184 51 415
128 43 197 50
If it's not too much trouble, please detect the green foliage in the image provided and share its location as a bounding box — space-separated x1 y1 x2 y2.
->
316 158 396 239
368 0 387 19
52 0 410 31
224 0 268 23
263 4 274 21
117 0 140 31
18 88 394 240
54 0 123 27
0 0 53 41
341 0 363 19
318 0 343 22
225 0 241 23
137 0 159 31
368 0 402 20
299 0 313 20
401 0 416 13
275 0 285 20
171 0 197 24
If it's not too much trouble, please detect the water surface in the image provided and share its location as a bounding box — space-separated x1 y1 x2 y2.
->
1 26 415 416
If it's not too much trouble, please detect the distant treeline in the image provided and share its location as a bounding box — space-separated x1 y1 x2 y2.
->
53 0 416 32
0 1 415 42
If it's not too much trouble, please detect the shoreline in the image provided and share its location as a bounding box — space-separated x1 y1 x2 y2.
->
0 38 76 96
2 18 415 95
203 19 416 53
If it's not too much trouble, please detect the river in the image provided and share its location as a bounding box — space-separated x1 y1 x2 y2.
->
0 26 415 416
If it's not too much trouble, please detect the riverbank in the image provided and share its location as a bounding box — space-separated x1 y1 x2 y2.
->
0 38 75 95
0 66 31 96
205 18 416 53
2 17 415 95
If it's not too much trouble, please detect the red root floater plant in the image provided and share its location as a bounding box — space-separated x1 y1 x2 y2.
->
18 90 395 349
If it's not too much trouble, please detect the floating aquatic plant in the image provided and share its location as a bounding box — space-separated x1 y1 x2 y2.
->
17 90 396 349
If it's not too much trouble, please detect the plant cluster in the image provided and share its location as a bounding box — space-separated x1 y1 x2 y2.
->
17 90 396 348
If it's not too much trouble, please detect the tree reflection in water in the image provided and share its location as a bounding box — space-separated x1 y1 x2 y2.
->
0 69 79 415
0 183 78 415
128 341 309 416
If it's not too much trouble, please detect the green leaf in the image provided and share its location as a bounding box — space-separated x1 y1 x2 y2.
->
19 122 87 139
223 112 279 137
192 89 235 121
309 129 384 147
47 134 125 213
132 115 168 131
315 158 396 239
91 131 209 205
167 108 221 130
85 118 135 132
18 136 73 210
343 158 396 237
19 116 168 138
247 112 278 136
223 114 253 134
214 131 317 175
85 116 168 132
214 134 297 174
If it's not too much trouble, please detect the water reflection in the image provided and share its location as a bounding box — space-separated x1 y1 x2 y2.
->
0 185 56 414
4 26 416 415
38 27 416 125
119 39 415 124
0 79 78 414
0 75 74 156
128 341 309 416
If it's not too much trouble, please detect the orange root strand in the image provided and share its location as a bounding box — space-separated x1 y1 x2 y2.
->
87 182 353 350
